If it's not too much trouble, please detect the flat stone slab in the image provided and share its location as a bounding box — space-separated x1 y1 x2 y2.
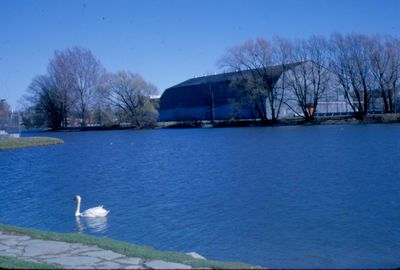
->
82 249 125 260
46 255 102 267
23 239 73 257
119 265 145 269
0 231 201 269
0 243 9 251
95 261 124 269
70 246 104 254
2 248 23 256
115 257 142 265
0 236 31 246
37 252 79 259
1 239 22 246
145 260 192 269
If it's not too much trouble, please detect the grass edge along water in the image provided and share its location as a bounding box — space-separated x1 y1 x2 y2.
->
0 137 64 150
0 223 260 269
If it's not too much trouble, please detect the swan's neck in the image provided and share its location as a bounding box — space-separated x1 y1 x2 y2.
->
75 199 81 217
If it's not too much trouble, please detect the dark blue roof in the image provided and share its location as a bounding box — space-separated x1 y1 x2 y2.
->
160 62 303 109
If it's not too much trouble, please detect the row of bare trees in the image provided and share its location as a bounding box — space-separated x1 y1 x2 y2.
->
220 33 400 121
22 47 158 129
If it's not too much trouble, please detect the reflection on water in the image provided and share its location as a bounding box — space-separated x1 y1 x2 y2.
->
75 216 108 234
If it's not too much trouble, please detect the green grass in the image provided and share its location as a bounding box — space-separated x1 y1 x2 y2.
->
0 256 62 269
0 137 64 150
0 223 259 269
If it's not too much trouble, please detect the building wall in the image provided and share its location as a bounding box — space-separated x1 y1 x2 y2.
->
159 63 392 122
159 104 258 122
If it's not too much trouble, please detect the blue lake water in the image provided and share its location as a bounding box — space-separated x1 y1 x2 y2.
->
0 125 399 268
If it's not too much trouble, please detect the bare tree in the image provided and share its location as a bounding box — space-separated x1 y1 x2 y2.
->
24 75 67 130
329 33 374 119
219 38 284 122
47 50 75 127
92 73 116 126
284 36 332 121
49 47 104 127
272 36 293 119
103 71 158 128
369 35 400 113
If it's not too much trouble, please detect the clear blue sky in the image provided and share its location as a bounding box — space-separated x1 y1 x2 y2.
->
1 0 399 109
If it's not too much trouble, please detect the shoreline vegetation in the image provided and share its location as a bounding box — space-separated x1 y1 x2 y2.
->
10 33 399 132
162 113 400 129
0 137 64 151
0 223 257 269
36 113 400 131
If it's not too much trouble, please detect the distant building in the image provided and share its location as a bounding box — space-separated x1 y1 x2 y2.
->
0 99 20 136
158 62 351 122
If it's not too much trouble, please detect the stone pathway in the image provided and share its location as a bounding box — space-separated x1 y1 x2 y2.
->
0 231 193 269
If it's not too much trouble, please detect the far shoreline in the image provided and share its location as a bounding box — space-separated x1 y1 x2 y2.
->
21 113 400 132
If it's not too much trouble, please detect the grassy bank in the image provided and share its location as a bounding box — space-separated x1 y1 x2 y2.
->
0 137 64 151
0 223 258 269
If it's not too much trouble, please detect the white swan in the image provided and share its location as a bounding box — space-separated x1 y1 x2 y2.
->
74 195 109 217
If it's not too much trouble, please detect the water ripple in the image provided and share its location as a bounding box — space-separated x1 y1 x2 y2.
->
0 126 400 268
